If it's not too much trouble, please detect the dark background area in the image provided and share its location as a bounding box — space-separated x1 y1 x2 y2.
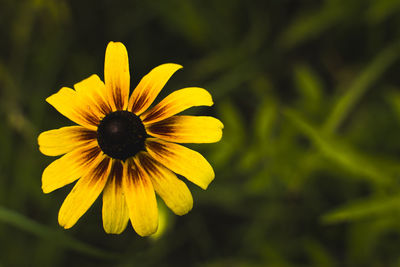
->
2 0 400 266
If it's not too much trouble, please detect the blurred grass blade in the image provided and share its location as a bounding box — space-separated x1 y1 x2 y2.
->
145 0 208 46
386 89 400 123
239 98 277 171
367 0 400 24
347 217 399 265
304 239 336 267
293 64 324 113
192 14 267 80
253 98 277 143
278 2 348 49
322 195 400 224
0 206 119 260
284 109 390 184
207 61 258 100
323 43 400 134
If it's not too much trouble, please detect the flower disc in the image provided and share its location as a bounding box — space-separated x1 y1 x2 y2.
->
97 111 146 160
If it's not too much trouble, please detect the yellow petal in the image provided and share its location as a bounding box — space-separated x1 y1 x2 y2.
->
123 157 158 236
38 126 96 156
146 115 224 143
102 160 129 234
104 41 130 111
46 87 100 130
141 87 213 124
146 139 214 189
58 157 112 229
42 142 101 193
74 74 112 118
128 63 182 115
136 152 193 215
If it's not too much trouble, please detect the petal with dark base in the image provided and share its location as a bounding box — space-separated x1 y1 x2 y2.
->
58 157 112 229
104 42 130 111
123 157 158 236
102 160 130 234
46 87 101 130
141 87 213 124
74 74 112 118
38 126 96 156
128 64 182 115
136 152 193 215
42 142 101 193
146 115 223 143
146 139 214 189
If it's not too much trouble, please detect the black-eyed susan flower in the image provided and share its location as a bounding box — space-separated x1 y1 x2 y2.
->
38 41 223 236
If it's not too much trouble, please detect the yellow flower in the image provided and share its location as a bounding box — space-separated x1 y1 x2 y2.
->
38 42 223 236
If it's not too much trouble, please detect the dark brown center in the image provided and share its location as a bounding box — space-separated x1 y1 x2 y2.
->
97 111 146 160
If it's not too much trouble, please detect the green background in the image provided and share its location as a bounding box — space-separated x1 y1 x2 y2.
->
2 0 400 266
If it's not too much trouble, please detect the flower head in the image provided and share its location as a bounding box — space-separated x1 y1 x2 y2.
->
38 42 223 236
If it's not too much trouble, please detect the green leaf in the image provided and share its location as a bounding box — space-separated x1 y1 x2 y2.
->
323 43 400 134
0 206 120 260
145 0 208 46
293 64 324 112
304 239 337 267
367 0 400 24
322 195 400 224
278 1 349 49
192 14 267 80
347 218 400 265
284 108 392 184
239 98 277 171
386 89 400 123
253 98 277 143
206 61 258 100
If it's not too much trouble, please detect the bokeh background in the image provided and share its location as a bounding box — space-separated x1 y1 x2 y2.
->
2 0 400 266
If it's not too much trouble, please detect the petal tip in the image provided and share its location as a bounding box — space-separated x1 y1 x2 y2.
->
158 63 183 73
41 185 51 194
135 225 158 237
58 216 73 229
37 132 44 144
216 118 224 129
214 118 224 142
200 88 213 106
103 226 126 235
105 41 128 56
45 95 54 105
41 169 54 193
174 200 193 216
106 41 125 48
202 167 215 190
210 127 223 143
200 176 214 190
45 87 75 108
169 63 183 69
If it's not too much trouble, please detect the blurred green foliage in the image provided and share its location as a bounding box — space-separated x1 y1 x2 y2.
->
2 0 400 266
